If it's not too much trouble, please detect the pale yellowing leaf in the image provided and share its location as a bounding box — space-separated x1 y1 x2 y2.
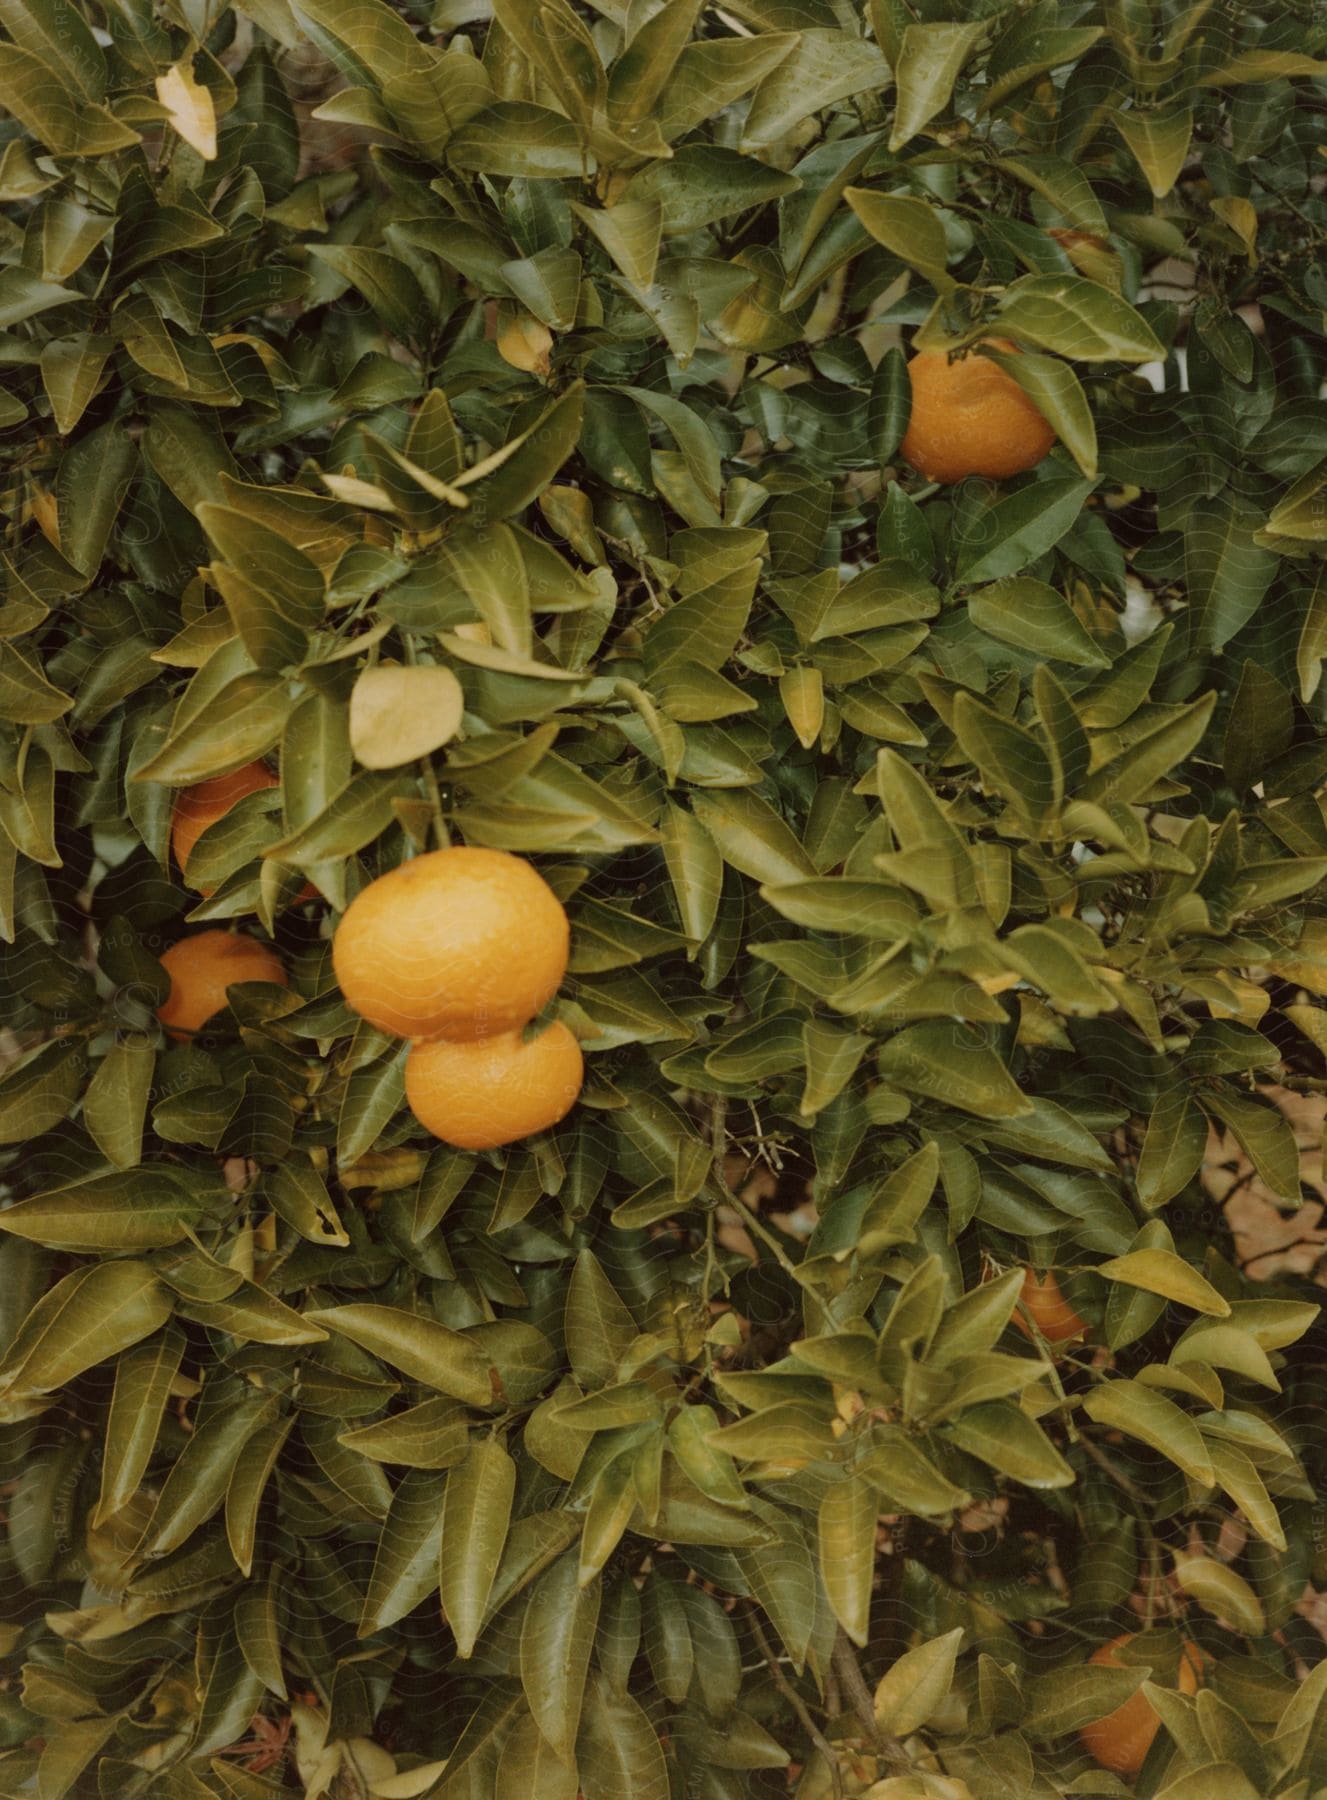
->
873 1627 964 1737
349 663 465 769
155 61 217 160
1171 1553 1264 1635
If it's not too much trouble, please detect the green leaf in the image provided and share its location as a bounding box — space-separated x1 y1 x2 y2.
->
659 32 797 140
0 0 106 101
845 189 952 292
495 1712 579 1800
448 102 593 179
1078 693 1218 808
818 1474 877 1646
873 1627 964 1736
1022 1661 1149 1737
226 1414 295 1576
360 1470 447 1635
459 382 586 523
339 1396 468 1469
145 1382 280 1555
1082 1381 1214 1485
263 1161 349 1249
889 21 986 151
624 144 798 233
306 1304 495 1406
520 1551 601 1763
82 1038 154 1171
858 1141 942 1256
1201 1088 1300 1203
984 348 1098 480
577 1670 670 1800
1116 105 1194 198
1096 1249 1231 1317
94 1326 185 1527
942 1399 1074 1488
877 1023 1032 1119
995 275 1165 362
579 1448 640 1581
440 1435 516 1656
54 420 137 579
307 245 429 343
952 692 1058 825
0 643 73 726
291 0 432 88
620 385 722 509
981 9 1103 112
690 789 814 885
1205 1440 1285 1551
134 672 290 785
40 333 111 437
0 1261 172 1400
955 477 1094 585
1185 492 1279 651
1137 1085 1209 1209
0 1039 85 1143
0 1169 202 1251
0 43 136 154
743 29 889 149
993 153 1108 236
1171 1553 1264 1636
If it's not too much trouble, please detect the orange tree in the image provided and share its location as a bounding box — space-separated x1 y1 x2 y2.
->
2 1 1327 1795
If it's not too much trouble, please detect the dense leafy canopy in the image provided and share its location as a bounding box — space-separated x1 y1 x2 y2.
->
2 0 1327 1795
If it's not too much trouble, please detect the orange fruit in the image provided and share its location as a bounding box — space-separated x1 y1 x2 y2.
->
156 929 288 1041
404 1021 584 1150
899 339 1056 483
1013 1268 1089 1346
1079 1634 1206 1777
332 847 570 1042
172 763 279 890
171 762 317 903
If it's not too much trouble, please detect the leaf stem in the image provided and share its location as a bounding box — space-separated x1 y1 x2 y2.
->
746 1607 844 1798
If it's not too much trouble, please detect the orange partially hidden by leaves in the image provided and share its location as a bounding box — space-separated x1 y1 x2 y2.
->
404 1022 584 1150
156 929 288 1041
332 846 570 1042
172 762 279 889
1014 1268 1089 1345
172 761 317 903
900 339 1056 483
1079 1635 1206 1778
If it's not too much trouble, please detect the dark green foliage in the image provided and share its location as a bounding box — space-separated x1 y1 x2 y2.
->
2 0 1327 1794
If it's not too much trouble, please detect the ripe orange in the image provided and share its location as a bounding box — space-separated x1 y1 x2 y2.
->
1013 1268 1089 1346
900 339 1055 483
156 930 288 1041
172 762 279 889
332 847 570 1042
171 761 317 903
1079 1634 1206 1777
404 1021 584 1150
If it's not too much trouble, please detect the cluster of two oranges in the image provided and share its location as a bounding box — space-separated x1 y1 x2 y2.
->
158 765 581 1151
332 846 583 1151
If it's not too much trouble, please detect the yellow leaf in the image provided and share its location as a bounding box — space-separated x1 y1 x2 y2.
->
496 301 552 375
1212 195 1257 262
155 61 217 160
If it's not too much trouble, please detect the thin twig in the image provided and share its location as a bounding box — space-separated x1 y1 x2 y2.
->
747 1608 844 1800
724 1187 800 1277
712 1094 801 1276
832 1630 911 1774
1076 1434 1153 1509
